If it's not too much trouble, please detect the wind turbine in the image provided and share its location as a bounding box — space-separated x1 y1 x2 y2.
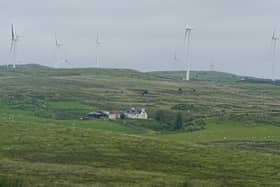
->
210 64 215 71
54 33 69 68
55 33 63 48
10 24 20 69
174 51 178 62
184 26 193 81
172 50 180 70
271 30 279 81
96 32 102 68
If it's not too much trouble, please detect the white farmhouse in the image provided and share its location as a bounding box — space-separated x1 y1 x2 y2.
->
124 108 148 119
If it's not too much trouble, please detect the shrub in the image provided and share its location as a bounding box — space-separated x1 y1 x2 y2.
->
142 90 149 95
178 88 183 94
120 113 126 119
175 113 183 130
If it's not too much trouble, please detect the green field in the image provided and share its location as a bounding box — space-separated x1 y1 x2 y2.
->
1 65 280 186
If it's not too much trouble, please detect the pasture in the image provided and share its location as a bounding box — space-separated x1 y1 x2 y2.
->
0 65 280 186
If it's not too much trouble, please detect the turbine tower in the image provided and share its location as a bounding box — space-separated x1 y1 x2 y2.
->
54 33 63 68
172 50 180 70
54 33 69 68
174 51 178 62
96 32 102 68
210 64 215 71
184 26 193 81
272 30 279 81
10 24 20 69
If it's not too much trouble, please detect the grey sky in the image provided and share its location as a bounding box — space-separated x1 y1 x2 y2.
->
1 0 280 78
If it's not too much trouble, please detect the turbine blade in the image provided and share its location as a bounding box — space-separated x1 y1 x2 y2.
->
11 24 15 41
184 29 188 42
55 33 60 47
273 30 276 39
10 41 14 53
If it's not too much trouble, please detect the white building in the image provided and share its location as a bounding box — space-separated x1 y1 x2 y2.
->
108 111 121 120
124 108 148 119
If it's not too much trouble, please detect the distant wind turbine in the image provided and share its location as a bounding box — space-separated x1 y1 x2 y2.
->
96 32 102 68
10 24 21 69
271 30 279 81
172 50 181 70
174 51 178 62
55 33 63 48
184 26 193 81
54 33 69 68
210 64 215 71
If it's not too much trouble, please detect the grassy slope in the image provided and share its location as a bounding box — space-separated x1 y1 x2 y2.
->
148 71 243 82
1 66 280 186
1 116 280 186
154 119 280 143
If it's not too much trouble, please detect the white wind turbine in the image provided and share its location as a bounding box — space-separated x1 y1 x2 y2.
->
210 63 215 71
172 50 180 70
184 26 193 81
96 32 102 68
272 30 279 81
55 33 63 49
174 50 178 62
54 33 70 68
10 24 21 69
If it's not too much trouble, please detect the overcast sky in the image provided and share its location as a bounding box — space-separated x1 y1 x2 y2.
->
1 0 280 78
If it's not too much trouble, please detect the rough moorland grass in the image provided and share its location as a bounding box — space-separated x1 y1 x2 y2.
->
1 67 280 122
1 121 280 186
1 67 280 186
154 119 280 143
0 176 24 187
0 106 140 134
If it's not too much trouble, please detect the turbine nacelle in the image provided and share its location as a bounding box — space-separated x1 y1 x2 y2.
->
185 25 193 31
184 25 193 42
56 40 63 48
55 33 63 48
272 30 279 40
96 33 102 48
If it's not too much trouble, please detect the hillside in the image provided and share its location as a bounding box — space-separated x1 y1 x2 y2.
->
1 66 280 186
148 70 244 82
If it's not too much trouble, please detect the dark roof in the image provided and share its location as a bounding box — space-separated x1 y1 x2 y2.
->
88 111 108 117
126 109 143 115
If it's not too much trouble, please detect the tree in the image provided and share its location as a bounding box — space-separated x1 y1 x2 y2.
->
142 90 149 96
155 110 164 122
175 113 183 130
178 88 183 94
120 113 126 119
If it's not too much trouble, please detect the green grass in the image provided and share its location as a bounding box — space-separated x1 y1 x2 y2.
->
148 70 243 82
47 101 94 110
0 176 25 187
153 119 280 143
1 121 280 186
0 105 140 135
1 66 280 186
